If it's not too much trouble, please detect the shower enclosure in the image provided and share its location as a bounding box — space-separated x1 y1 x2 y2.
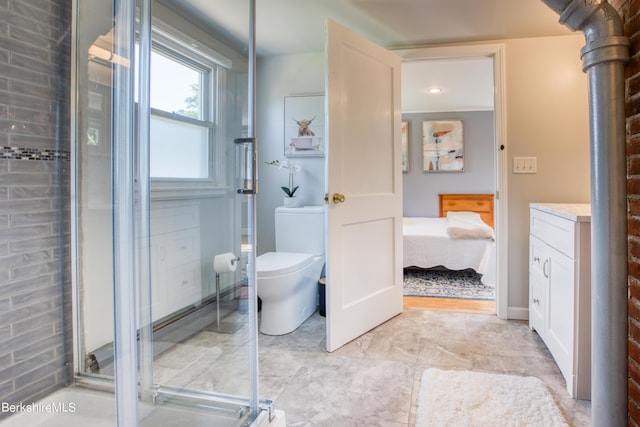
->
72 0 262 425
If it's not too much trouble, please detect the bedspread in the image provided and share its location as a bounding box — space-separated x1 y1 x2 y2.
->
403 217 496 286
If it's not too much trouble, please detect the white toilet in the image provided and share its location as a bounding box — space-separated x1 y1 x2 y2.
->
256 205 325 335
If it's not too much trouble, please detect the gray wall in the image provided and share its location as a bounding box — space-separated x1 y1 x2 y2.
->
402 111 495 217
0 0 72 419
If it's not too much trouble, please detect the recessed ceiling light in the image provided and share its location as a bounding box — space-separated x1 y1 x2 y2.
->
428 88 442 94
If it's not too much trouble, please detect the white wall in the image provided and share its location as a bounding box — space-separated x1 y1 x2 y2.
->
502 34 590 315
256 53 326 255
402 110 495 217
254 34 590 320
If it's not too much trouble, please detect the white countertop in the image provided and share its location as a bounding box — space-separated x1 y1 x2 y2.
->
530 203 591 222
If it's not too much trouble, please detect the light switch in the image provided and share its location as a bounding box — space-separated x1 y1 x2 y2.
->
513 157 537 174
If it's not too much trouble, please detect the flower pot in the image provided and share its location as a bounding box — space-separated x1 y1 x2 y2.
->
283 197 299 208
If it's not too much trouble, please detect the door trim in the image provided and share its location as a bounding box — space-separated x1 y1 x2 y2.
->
394 44 508 319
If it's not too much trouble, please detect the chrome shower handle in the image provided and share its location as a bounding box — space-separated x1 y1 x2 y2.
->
235 137 257 194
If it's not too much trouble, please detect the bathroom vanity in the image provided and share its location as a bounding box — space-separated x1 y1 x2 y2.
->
529 203 591 400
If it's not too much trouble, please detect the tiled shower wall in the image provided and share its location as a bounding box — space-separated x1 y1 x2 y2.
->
0 0 72 419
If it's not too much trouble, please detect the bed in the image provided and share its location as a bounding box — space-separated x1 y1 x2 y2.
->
403 194 496 286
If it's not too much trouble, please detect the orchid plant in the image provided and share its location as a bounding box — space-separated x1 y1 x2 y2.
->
265 160 300 197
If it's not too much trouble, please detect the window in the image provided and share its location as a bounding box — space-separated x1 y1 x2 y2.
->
136 22 232 196
149 48 212 179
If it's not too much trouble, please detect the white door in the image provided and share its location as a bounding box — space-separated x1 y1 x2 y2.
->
325 20 403 352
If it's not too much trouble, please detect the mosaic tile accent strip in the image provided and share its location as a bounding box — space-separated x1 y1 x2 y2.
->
2 146 70 161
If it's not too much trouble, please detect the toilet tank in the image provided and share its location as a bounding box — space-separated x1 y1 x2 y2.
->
275 206 325 255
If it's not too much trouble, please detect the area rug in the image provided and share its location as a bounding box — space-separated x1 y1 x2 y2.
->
416 368 569 427
403 268 494 300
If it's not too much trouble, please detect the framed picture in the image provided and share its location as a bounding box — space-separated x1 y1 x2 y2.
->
422 120 464 172
284 95 325 157
401 121 409 172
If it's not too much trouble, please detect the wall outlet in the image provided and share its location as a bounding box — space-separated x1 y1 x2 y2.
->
513 157 537 174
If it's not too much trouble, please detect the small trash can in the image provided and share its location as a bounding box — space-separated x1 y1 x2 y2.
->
318 277 326 317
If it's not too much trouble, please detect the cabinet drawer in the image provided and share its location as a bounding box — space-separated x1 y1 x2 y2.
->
164 230 200 265
151 204 200 233
168 263 202 307
440 198 491 214
530 209 575 258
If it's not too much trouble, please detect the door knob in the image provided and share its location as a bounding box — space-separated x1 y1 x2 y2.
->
332 193 346 203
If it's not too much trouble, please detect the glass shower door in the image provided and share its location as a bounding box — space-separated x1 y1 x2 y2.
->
72 0 259 425
141 0 260 420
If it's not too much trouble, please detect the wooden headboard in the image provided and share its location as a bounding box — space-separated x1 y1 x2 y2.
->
438 193 495 229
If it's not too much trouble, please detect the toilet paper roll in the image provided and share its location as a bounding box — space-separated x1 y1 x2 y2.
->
214 252 238 273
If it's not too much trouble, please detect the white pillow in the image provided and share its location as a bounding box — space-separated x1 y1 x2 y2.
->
446 211 495 240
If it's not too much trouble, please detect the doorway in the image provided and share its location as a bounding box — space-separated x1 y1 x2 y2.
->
396 44 508 318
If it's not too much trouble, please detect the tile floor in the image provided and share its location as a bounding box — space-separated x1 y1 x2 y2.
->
256 310 591 426
0 306 591 426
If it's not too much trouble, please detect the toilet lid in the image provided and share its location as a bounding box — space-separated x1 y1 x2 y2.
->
257 252 314 278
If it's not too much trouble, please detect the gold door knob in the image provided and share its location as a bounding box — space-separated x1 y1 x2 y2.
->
332 193 346 203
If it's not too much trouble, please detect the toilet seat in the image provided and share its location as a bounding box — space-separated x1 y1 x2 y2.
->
257 252 314 278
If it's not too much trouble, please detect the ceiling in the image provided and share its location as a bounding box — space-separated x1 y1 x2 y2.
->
401 57 495 113
163 0 575 112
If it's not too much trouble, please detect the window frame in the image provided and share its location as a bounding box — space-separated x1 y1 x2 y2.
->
142 20 232 200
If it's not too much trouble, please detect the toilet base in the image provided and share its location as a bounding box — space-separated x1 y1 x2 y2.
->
259 283 318 335
257 254 324 336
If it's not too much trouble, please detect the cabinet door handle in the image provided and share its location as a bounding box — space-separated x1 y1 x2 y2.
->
533 256 540 263
543 259 549 278
533 298 539 305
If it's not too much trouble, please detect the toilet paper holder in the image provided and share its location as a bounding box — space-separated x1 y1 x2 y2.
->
211 252 241 334
213 252 240 273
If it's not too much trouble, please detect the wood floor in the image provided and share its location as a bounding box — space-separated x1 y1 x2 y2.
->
403 296 495 314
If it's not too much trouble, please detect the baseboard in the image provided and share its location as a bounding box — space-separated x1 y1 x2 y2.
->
507 306 529 320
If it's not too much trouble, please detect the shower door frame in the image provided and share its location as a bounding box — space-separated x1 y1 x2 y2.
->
70 0 261 424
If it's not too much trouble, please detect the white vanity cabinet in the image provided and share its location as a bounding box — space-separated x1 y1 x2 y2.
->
529 203 591 400
150 202 202 321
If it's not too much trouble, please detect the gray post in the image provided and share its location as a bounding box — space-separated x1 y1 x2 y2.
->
539 1 629 425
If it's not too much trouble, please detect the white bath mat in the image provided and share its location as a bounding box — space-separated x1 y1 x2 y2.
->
416 368 569 427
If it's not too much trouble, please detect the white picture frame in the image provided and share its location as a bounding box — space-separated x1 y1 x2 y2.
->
422 119 464 172
284 95 325 157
